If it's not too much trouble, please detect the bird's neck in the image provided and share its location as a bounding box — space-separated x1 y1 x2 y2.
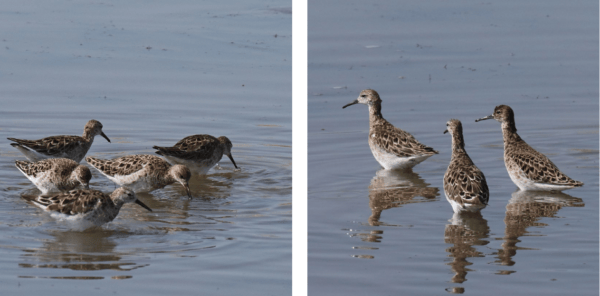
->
368 101 384 125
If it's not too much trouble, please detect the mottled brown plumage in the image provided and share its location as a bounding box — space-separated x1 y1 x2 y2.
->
15 158 91 193
8 120 110 163
21 188 151 227
476 105 583 191
86 154 192 198
153 134 237 174
443 119 489 213
343 89 438 170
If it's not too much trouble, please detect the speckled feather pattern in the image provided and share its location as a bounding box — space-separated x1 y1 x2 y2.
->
8 120 110 163
154 134 223 160
87 154 171 177
369 119 439 158
443 119 489 213
477 105 583 191
21 188 150 227
504 136 582 186
26 189 108 215
344 89 438 170
14 158 91 193
86 154 191 195
153 134 235 174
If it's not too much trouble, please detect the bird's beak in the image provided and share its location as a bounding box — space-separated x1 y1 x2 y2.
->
135 199 153 212
475 115 494 122
342 99 359 109
101 131 111 143
227 154 238 169
443 129 448 134
183 183 192 199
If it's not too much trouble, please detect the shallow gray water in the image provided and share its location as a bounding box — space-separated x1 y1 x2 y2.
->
0 1 290 295
308 0 598 295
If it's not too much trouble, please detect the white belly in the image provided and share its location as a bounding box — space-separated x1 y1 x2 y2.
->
505 161 575 192
162 155 218 175
444 193 486 214
369 141 432 170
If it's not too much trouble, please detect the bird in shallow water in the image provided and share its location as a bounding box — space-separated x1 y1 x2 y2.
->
14 158 92 193
8 119 110 163
343 89 438 170
476 105 583 191
443 119 489 213
21 188 152 228
86 154 192 198
153 134 238 175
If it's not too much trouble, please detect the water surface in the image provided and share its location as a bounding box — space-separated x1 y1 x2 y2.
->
0 1 291 295
308 0 598 295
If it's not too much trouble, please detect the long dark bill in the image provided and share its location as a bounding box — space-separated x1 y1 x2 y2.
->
342 100 359 109
101 131 111 143
135 199 153 212
227 154 238 169
475 115 494 122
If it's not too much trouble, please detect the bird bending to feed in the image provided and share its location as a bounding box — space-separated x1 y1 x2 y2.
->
21 188 152 227
476 105 583 191
86 154 192 198
343 89 438 170
153 134 238 175
15 158 92 193
8 119 110 163
443 119 489 213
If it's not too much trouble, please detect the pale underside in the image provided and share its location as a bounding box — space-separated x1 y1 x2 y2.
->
162 153 220 175
445 196 487 213
11 137 91 163
15 159 82 193
103 168 162 192
368 140 434 170
504 158 577 191
20 171 68 193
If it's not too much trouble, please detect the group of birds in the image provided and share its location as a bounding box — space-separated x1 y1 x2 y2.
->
343 89 583 214
8 120 238 227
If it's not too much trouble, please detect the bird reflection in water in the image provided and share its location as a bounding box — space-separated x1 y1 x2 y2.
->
495 190 584 272
444 211 490 290
18 230 148 279
368 169 439 227
350 169 439 256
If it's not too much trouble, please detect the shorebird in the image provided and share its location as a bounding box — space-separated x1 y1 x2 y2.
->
21 188 152 227
15 158 92 193
152 134 238 175
8 119 110 163
86 154 192 198
476 105 583 191
443 119 489 213
343 89 438 170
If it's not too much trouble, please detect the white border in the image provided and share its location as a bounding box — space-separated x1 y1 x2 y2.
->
292 0 307 295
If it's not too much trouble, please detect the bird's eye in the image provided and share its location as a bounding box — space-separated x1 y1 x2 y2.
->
496 111 500 114
361 95 366 98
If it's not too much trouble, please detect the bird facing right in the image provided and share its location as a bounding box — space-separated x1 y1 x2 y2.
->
476 105 583 191
21 188 152 228
15 158 91 193
86 155 192 198
443 119 489 213
153 135 238 175
8 119 110 163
